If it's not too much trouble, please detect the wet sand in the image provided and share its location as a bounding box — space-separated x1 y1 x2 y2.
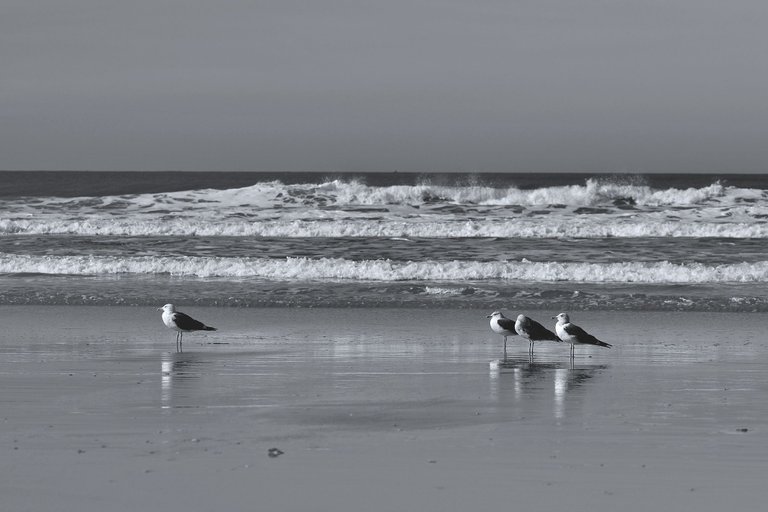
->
2 306 767 511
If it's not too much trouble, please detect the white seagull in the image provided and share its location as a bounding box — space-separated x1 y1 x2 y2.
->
159 304 217 352
515 314 562 354
553 312 611 357
487 311 518 353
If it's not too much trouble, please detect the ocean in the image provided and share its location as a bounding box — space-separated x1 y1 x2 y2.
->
2 170 768 311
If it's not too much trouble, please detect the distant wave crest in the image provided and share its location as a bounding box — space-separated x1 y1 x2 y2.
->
133 178 736 207
3 178 767 238
6 178 740 208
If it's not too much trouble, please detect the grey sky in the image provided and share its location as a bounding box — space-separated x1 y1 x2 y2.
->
2 0 768 172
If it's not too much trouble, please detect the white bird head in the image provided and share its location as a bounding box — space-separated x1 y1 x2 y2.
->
486 311 503 319
553 312 570 324
159 304 176 313
516 314 527 322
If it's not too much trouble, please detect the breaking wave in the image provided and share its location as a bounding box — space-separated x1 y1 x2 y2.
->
4 254 768 284
2 218 766 238
3 177 767 238
0 177 750 209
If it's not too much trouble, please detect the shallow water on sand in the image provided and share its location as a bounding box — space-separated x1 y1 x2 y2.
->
2 307 766 434
2 307 767 511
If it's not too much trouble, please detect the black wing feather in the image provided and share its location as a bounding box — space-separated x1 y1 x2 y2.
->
526 318 561 342
497 317 517 332
173 312 215 331
564 323 611 347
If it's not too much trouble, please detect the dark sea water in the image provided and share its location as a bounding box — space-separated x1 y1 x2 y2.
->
2 170 768 311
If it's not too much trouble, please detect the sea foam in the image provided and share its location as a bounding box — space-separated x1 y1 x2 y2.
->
4 254 768 284
3 178 768 238
2 216 767 238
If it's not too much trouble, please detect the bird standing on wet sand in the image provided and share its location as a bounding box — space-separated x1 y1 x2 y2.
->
553 312 611 357
487 311 517 353
159 304 217 352
515 314 562 355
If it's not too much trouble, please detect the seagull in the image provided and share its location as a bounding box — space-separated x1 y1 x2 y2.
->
515 314 562 354
159 304 217 352
486 311 518 353
552 312 611 357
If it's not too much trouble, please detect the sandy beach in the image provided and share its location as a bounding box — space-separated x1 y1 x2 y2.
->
2 306 767 511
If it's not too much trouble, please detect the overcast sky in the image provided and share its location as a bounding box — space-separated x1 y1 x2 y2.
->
2 0 768 172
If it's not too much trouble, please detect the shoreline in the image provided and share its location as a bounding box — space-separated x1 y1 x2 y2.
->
3 275 768 312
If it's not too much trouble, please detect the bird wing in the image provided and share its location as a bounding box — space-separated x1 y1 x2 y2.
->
497 317 517 332
528 319 562 341
563 323 607 345
172 312 208 331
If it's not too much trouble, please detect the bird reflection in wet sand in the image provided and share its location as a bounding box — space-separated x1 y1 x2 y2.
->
489 356 607 418
161 352 206 409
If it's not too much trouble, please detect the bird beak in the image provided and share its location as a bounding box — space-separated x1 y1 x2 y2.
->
551 316 557 319
486 314 492 318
